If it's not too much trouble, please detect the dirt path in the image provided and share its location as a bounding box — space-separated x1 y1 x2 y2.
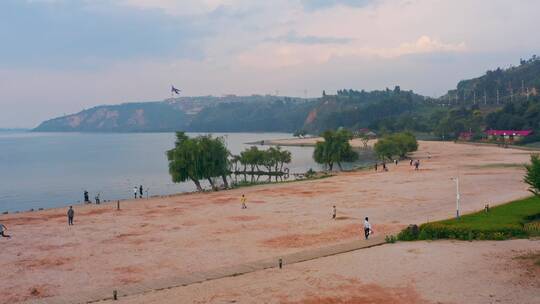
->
0 141 533 303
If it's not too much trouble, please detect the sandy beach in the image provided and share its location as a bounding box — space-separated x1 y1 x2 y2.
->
0 140 536 303
104 239 540 304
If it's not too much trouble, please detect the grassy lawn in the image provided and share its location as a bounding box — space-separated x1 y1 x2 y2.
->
398 196 540 241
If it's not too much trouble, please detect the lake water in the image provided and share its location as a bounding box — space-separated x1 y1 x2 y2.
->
0 131 377 213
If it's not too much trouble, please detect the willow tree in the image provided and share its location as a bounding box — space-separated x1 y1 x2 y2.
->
199 135 230 190
313 129 358 171
166 132 205 191
167 132 230 191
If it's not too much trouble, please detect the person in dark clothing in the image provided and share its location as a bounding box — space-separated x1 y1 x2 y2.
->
139 185 143 199
410 159 413 166
67 206 74 225
374 163 378 171
332 205 337 219
0 223 11 239
414 160 420 170
382 162 387 171
84 190 89 203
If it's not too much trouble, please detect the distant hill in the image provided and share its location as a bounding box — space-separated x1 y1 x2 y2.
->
35 56 540 135
442 56 540 105
302 88 435 133
34 95 314 133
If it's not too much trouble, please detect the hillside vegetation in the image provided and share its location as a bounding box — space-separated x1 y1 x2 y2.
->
34 57 540 139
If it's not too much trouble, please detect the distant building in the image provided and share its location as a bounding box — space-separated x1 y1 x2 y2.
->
485 130 533 142
459 131 474 141
356 128 377 138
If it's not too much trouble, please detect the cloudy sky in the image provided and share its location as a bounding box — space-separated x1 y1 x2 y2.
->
1 0 540 128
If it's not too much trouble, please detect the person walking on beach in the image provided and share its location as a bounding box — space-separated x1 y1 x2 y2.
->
139 185 143 199
410 159 413 166
241 194 247 209
374 163 378 171
382 162 387 172
0 223 11 239
133 186 138 199
95 193 100 204
332 205 337 219
363 217 372 240
414 160 420 170
394 159 398 166
84 190 89 203
67 206 74 226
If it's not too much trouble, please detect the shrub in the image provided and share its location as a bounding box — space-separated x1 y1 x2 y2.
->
385 235 397 243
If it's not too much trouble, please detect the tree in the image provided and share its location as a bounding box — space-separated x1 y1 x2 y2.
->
198 135 230 190
524 154 540 196
374 132 418 160
313 129 358 171
373 137 400 160
166 132 230 191
166 132 205 191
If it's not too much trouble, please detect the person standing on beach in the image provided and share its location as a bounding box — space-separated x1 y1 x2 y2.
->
332 205 337 219
241 194 247 209
95 193 100 204
84 190 89 203
139 185 143 199
382 162 387 171
363 217 372 240
0 223 11 239
414 160 420 170
410 159 413 166
394 159 398 166
67 206 74 226
133 186 138 199
374 163 378 171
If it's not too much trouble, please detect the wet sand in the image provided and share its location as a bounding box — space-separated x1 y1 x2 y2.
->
0 141 534 303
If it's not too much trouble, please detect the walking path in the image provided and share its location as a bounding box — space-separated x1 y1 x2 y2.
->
22 237 386 304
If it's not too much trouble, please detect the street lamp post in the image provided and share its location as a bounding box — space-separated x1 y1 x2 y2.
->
452 177 460 219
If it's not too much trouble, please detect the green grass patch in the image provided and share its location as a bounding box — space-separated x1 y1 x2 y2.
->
397 196 540 241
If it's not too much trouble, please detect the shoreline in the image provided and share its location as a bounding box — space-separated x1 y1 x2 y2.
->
0 140 535 303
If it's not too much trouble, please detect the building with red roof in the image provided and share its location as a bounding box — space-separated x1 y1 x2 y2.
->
485 129 533 141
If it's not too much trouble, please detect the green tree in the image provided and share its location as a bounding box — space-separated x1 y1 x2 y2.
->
313 129 358 170
524 154 540 196
166 132 205 191
166 132 230 191
199 135 230 190
373 137 400 160
374 132 418 160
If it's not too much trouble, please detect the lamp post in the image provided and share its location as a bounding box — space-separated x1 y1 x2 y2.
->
452 177 460 219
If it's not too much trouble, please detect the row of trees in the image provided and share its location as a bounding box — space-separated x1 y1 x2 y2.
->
167 132 293 191
374 132 418 160
231 146 291 174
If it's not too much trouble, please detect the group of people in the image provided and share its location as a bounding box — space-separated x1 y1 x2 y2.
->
332 205 373 240
83 190 101 204
133 185 145 199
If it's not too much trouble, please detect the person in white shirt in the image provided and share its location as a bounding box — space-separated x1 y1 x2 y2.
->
133 186 138 199
363 217 372 240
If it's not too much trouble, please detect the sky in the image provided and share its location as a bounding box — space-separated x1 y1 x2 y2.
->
1 0 540 128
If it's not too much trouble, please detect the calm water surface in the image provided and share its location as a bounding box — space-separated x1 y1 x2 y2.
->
0 132 338 212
